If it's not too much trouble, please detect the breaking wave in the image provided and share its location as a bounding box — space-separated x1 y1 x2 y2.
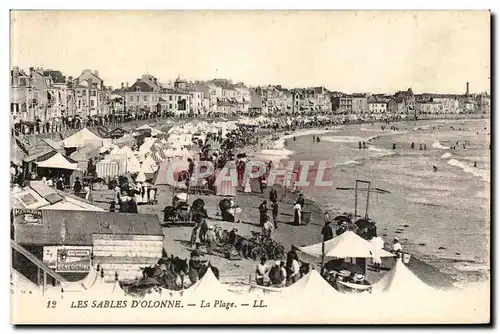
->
441 153 453 159
321 135 379 144
432 141 450 150
447 159 489 183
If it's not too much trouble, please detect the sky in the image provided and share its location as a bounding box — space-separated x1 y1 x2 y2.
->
10 10 490 94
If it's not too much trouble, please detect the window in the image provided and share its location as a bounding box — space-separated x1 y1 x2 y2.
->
90 100 95 107
169 95 172 101
82 90 87 96
136 96 139 102
144 95 147 102
129 96 133 102
178 96 181 101
169 103 173 109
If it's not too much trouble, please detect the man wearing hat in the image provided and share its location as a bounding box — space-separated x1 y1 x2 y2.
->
205 225 216 255
393 237 403 256
268 261 284 286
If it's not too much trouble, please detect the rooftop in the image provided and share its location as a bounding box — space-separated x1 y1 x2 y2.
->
13 209 162 246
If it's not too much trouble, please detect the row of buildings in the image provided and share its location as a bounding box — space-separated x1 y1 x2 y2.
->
10 67 112 126
10 66 490 126
331 83 490 116
112 76 252 117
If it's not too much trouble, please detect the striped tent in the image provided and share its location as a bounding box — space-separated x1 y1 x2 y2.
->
153 159 190 186
96 161 120 179
152 151 163 165
214 167 237 197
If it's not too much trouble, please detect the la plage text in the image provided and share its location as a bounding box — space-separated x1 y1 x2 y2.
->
70 300 267 309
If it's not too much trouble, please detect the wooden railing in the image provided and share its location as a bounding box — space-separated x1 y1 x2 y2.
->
11 240 67 295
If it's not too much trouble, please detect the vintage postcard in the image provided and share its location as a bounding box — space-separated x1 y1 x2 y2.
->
9 10 491 324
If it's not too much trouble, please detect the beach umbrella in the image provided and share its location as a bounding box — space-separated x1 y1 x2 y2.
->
354 219 372 229
334 215 352 224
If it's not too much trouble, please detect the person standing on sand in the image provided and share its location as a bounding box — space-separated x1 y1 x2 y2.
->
190 220 202 248
255 257 269 286
269 187 278 204
392 237 403 256
321 220 334 242
271 201 279 229
205 226 216 255
259 200 268 227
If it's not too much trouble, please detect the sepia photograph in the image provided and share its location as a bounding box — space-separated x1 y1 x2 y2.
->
9 10 491 324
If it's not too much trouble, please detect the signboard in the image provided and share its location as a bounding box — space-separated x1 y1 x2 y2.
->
12 208 43 225
43 246 92 273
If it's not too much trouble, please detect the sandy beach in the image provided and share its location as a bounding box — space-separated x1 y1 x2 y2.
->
81 118 485 290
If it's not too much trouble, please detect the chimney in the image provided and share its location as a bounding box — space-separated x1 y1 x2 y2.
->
154 78 157 85
126 82 129 88
466 82 470 96
121 82 124 89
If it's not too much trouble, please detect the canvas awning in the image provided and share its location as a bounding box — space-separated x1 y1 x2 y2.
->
372 259 435 294
280 270 340 298
298 231 395 259
36 153 80 170
63 128 103 148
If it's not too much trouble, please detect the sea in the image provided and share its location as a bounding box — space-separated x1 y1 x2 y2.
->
257 118 490 283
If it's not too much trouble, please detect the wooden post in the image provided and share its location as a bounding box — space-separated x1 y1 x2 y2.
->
365 182 371 219
354 181 358 219
37 267 41 286
321 239 325 276
43 271 47 296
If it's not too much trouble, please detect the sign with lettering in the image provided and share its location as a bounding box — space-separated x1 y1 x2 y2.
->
43 246 92 273
13 208 43 225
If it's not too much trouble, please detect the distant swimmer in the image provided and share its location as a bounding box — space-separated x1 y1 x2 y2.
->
463 144 466 149
474 161 477 168
359 141 362 150
433 166 438 172
312 135 316 142
362 141 366 149
424 144 427 150
284 140 287 146
293 136 296 141
316 137 320 143
419 144 422 151
392 143 396 150
411 142 415 149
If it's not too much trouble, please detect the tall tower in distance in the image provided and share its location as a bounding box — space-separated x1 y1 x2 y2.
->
466 82 470 98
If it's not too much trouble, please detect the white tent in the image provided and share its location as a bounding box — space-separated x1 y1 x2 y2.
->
135 170 147 183
182 268 236 301
137 124 163 137
371 259 435 294
142 155 157 173
298 231 395 259
127 154 142 174
36 153 80 170
280 269 340 299
139 137 156 154
62 128 102 148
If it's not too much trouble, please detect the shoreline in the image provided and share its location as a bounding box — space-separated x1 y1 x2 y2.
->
248 118 491 285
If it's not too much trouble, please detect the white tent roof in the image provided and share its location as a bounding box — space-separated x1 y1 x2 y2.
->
36 153 80 170
280 269 340 298
127 154 142 174
135 171 147 183
136 124 154 131
299 231 395 259
372 259 435 294
182 268 235 300
62 128 102 148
